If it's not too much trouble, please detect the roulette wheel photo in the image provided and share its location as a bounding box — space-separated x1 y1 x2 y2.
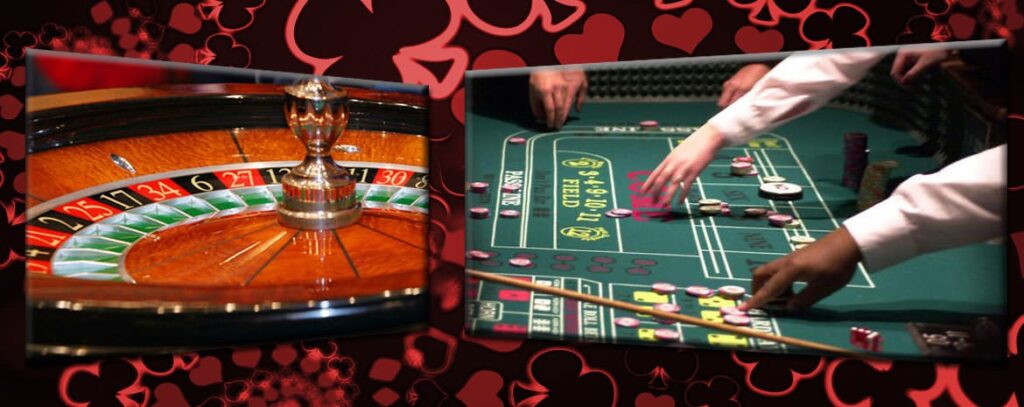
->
24 51 431 357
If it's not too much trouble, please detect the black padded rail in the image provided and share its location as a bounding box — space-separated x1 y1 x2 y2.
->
584 60 1004 163
28 93 428 153
29 294 427 357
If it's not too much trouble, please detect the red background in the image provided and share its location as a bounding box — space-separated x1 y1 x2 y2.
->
1 0 1021 405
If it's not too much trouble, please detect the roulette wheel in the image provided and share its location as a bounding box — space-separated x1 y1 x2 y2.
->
25 79 430 356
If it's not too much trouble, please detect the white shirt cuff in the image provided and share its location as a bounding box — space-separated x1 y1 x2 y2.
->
841 196 918 272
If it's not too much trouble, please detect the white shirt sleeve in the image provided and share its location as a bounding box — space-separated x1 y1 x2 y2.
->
842 145 1006 271
706 50 889 146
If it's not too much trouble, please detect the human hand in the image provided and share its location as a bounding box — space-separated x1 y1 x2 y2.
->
529 69 588 129
739 227 862 312
639 125 726 206
717 63 771 108
890 48 951 86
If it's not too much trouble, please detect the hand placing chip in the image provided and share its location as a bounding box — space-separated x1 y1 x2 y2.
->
529 68 588 129
640 124 726 206
739 227 862 312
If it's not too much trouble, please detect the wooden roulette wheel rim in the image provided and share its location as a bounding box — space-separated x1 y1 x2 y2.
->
25 84 430 356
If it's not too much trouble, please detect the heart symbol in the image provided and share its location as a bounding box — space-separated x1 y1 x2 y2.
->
0 131 25 160
189 356 223 386
1 95 23 120
734 26 783 54
948 13 976 40
652 8 712 54
169 3 202 34
91 1 113 24
456 370 503 407
232 347 261 368
635 392 675 407
461 332 524 353
152 383 189 407
111 17 132 36
554 13 625 64
369 357 403 382
472 49 526 70
168 43 196 63
272 344 298 366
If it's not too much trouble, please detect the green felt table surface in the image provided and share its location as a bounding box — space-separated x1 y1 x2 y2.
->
465 100 1004 361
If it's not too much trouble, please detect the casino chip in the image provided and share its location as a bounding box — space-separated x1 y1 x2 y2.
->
730 162 753 176
724 314 751 326
698 199 721 206
768 214 794 227
499 209 521 218
793 243 809 250
720 306 747 316
759 182 803 200
469 182 489 192
652 282 678 294
789 235 816 244
684 285 714 298
720 207 732 216
784 219 802 228
508 257 532 267
508 136 527 144
733 156 754 163
654 328 680 341
763 175 787 183
469 207 490 219
654 303 681 313
614 317 641 328
467 250 491 260
717 285 746 299
501 184 520 193
744 207 768 217
605 208 633 218
639 120 659 129
699 206 721 216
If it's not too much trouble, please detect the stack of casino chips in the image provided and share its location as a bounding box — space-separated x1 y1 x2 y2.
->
842 133 869 190
469 182 489 193
697 199 724 216
856 160 899 211
730 161 754 176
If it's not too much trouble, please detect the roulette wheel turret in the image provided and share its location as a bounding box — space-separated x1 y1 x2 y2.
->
25 79 430 356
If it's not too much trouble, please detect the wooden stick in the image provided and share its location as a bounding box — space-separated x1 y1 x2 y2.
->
467 269 880 360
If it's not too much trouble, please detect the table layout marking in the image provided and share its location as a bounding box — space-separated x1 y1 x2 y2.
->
488 245 699 258
490 130 529 248
666 137 712 281
559 148 625 253
695 175 736 280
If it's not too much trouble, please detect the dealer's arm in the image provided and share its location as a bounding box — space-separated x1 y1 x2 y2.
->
641 49 887 204
740 145 1006 311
